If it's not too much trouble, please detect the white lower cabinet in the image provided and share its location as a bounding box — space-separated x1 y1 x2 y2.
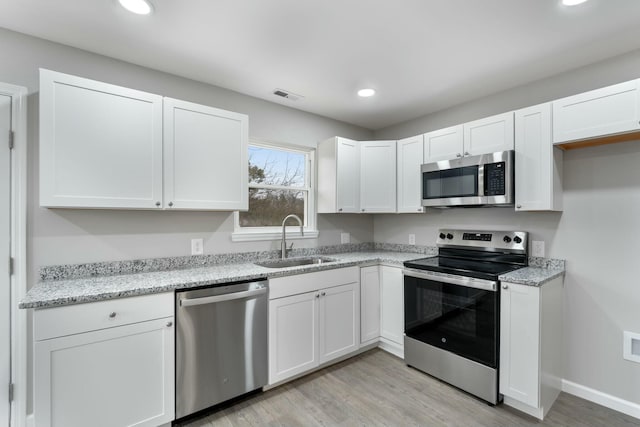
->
500 277 563 420
33 293 175 427
268 267 360 385
379 266 404 358
360 266 381 344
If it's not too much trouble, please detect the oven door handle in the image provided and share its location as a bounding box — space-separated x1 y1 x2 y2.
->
403 268 497 292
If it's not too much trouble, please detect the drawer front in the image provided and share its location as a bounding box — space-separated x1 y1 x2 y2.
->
269 266 359 300
34 292 174 341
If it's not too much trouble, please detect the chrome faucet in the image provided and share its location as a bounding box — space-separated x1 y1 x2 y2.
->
281 214 303 259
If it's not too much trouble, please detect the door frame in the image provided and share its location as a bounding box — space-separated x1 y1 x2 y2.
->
0 82 28 427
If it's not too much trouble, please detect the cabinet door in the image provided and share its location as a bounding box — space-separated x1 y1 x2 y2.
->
336 137 360 213
268 292 318 384
163 98 248 210
463 112 514 156
34 317 174 427
39 69 163 209
423 125 464 163
552 80 640 144
380 266 404 345
360 140 397 213
319 283 359 364
515 103 562 212
360 266 380 344
500 282 540 408
397 135 424 213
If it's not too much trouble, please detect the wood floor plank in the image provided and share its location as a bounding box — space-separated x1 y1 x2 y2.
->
179 349 640 427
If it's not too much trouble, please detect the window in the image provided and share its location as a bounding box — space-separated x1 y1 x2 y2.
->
233 141 317 241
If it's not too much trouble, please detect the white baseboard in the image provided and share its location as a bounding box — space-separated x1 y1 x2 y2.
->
562 379 640 420
378 338 404 359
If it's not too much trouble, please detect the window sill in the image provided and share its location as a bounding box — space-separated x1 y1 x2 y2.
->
231 230 319 242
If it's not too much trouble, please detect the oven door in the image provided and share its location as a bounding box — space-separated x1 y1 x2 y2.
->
403 269 499 368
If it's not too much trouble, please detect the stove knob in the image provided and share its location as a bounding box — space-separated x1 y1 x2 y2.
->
503 235 512 243
446 233 454 240
514 236 523 244
439 233 446 239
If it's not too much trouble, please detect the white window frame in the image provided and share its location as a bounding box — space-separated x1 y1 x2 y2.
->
232 140 318 242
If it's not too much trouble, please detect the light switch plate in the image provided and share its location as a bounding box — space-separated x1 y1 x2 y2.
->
191 238 204 255
532 240 545 257
409 234 416 245
341 233 350 244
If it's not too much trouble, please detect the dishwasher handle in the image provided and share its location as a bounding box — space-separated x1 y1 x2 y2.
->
180 287 267 307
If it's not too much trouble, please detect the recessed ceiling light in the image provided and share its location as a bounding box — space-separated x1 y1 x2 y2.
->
562 0 588 6
118 0 153 15
357 88 376 98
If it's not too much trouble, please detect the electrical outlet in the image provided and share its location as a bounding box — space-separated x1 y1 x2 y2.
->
532 240 545 257
409 234 416 245
341 233 350 244
191 238 204 255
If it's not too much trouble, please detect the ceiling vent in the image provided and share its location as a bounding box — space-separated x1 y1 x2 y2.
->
273 88 304 101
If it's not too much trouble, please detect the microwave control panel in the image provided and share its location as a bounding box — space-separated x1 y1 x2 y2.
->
485 162 506 196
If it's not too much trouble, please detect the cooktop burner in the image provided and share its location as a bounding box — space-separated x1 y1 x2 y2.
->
404 256 523 281
404 228 529 281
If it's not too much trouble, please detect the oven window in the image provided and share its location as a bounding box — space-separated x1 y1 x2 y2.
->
404 275 498 368
422 166 479 199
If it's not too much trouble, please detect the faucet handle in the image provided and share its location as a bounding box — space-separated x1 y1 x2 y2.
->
288 242 294 251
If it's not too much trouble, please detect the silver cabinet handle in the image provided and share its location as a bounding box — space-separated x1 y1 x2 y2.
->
338 208 343 212
180 287 267 307
109 312 117 318
155 201 161 207
417 208 422 212
166 321 173 327
516 204 522 209
502 284 509 290
321 292 326 296
361 209 365 212
316 294 320 298
464 151 470 156
456 153 462 158
168 202 174 207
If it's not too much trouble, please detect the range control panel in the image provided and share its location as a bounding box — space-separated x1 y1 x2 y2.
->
437 229 528 253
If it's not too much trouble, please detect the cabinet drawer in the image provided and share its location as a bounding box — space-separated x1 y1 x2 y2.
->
34 292 174 341
269 266 359 300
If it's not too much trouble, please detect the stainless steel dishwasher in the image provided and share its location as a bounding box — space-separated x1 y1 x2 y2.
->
175 278 268 419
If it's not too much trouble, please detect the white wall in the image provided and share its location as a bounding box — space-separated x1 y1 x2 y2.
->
373 49 640 406
0 28 375 284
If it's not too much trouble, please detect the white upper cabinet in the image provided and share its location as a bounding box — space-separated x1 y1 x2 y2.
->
163 98 248 210
515 103 562 212
360 140 396 213
463 112 515 156
552 80 640 144
423 125 464 163
40 69 164 209
40 69 248 211
317 137 360 213
397 135 424 213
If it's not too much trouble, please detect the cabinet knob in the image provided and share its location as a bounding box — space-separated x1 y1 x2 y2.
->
456 153 462 158
417 208 422 212
361 209 365 212
109 312 117 318
166 321 173 327
464 151 470 156
502 284 508 290
338 208 343 212
168 202 174 207
516 204 522 209
321 292 326 296
316 294 320 298
155 201 161 207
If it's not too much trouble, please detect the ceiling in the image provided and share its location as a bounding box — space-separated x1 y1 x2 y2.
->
2 0 640 130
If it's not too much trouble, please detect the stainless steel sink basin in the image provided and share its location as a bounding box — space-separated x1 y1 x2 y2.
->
255 257 337 269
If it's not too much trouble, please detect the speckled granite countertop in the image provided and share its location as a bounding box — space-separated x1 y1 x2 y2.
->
20 251 429 309
21 245 565 309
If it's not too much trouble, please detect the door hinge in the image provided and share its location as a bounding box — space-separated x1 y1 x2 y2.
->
8 130 14 150
8 383 13 402
9 257 14 276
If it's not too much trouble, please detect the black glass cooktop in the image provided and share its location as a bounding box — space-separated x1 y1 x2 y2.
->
404 256 523 281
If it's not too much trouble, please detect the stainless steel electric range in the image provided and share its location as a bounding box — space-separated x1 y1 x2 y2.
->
403 229 528 404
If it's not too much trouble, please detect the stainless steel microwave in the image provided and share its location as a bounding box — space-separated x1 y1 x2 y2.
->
421 150 514 207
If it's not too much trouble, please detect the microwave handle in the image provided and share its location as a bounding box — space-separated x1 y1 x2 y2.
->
478 164 486 196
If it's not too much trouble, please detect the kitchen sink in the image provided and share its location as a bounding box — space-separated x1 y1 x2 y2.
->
255 256 337 269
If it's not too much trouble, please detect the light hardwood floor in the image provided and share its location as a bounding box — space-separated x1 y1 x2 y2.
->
178 349 640 427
